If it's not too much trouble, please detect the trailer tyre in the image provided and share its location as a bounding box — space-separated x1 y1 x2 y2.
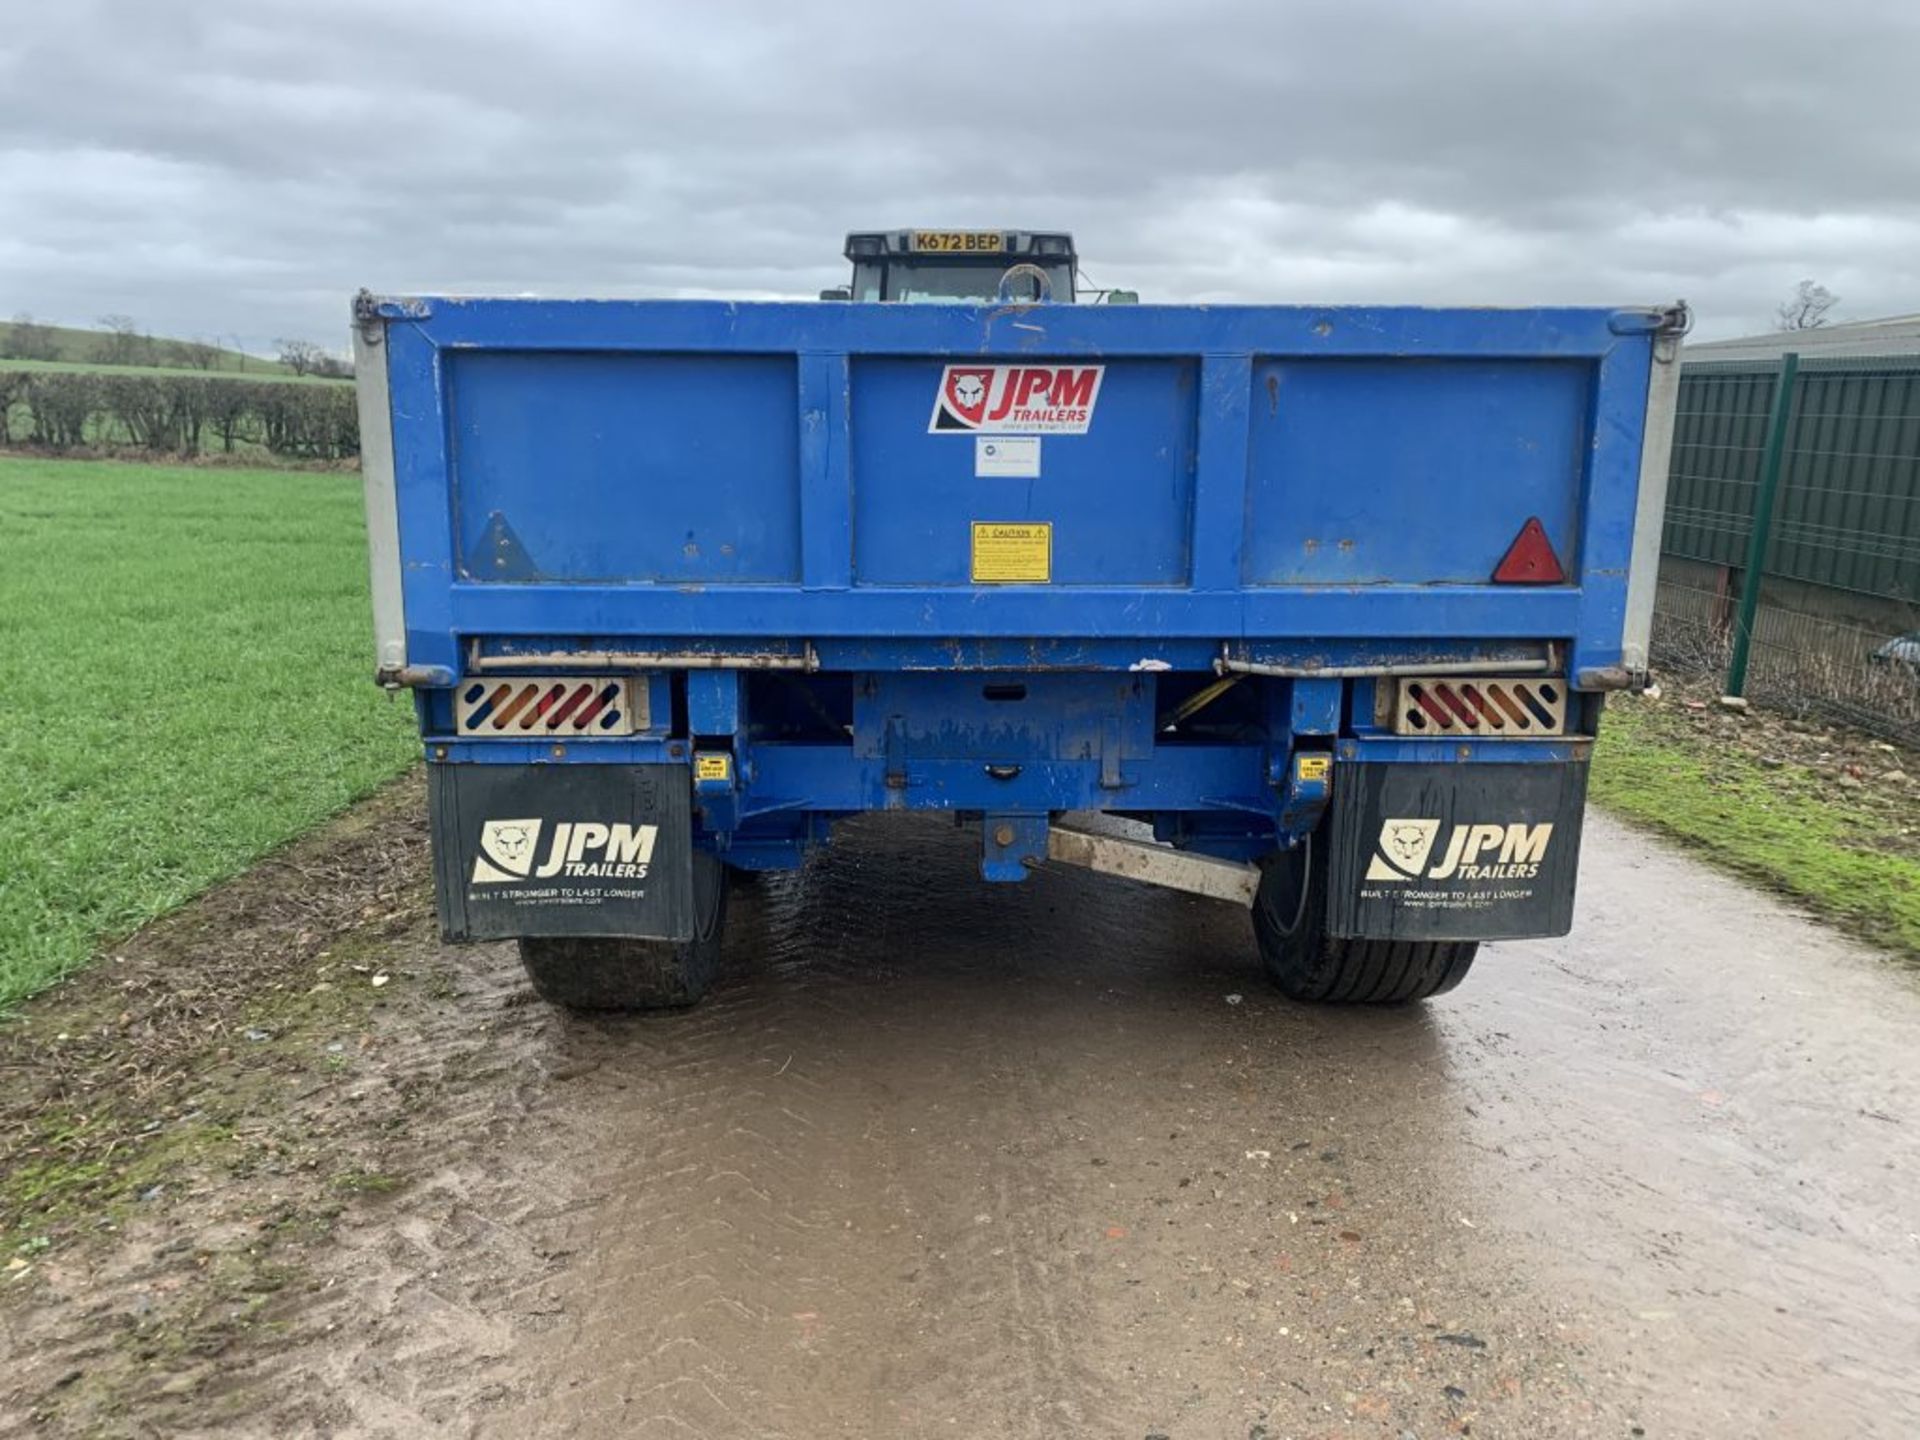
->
1252 834 1478 1003
517 852 728 1011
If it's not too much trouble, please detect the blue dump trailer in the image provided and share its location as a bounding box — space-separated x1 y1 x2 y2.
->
351 265 1685 1012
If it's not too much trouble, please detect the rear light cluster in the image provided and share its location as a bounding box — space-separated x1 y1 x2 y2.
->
1390 678 1566 737
454 677 645 737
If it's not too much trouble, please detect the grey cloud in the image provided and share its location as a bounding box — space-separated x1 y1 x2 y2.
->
3 0 1916 349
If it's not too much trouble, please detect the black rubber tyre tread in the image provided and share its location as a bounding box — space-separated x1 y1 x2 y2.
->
1364 940 1424 1003
1393 946 1427 1002
517 853 728 1012
1343 938 1393 1003
1252 835 1479 1005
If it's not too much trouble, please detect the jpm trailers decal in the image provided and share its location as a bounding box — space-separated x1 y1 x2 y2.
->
1329 761 1588 942
429 764 695 942
1365 819 1553 884
930 364 1104 434
471 818 659 885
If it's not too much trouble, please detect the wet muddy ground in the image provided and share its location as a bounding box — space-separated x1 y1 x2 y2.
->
3 790 1918 1438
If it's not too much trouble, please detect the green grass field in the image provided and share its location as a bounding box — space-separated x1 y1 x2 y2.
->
0 320 300 376
0 456 416 1007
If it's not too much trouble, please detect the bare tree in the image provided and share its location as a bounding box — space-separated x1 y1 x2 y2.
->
167 339 221 370
93 314 144 366
1775 280 1839 331
276 337 325 377
4 312 59 362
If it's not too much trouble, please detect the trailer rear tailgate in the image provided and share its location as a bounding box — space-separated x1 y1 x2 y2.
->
360 299 1681 679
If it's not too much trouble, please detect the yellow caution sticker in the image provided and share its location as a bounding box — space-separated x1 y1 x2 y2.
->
971 522 1052 583
694 753 732 783
1296 753 1331 782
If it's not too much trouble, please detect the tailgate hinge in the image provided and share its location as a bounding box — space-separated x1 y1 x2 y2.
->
353 289 433 345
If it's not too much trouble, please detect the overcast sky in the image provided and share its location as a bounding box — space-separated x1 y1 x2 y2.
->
4 0 1916 353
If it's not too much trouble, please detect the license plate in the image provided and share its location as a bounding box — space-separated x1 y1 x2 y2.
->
912 230 1006 253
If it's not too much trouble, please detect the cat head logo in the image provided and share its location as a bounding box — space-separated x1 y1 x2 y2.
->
473 818 542 884
1365 819 1441 882
940 367 994 427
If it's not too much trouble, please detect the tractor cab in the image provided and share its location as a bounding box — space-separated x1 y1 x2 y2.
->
823 229 1080 303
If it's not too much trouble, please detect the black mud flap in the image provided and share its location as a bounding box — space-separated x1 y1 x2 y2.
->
428 763 693 942
1326 759 1588 942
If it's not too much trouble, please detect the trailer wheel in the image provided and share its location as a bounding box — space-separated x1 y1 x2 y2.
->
1252 834 1478 1003
517 852 728 1011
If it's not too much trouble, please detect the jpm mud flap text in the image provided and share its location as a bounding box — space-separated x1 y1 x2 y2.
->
1326 759 1588 942
428 763 694 942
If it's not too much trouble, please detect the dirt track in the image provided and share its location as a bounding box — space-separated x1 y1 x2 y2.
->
4 794 1919 1438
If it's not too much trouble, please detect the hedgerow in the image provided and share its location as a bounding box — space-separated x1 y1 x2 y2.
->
0 370 358 461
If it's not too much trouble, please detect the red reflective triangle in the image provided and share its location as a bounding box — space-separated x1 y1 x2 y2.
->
1492 516 1566 584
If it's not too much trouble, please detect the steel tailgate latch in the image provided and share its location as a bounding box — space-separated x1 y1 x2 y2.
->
353 288 384 347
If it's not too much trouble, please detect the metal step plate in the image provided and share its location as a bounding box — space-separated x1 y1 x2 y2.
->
1391 677 1566 737
455 677 646 737
1046 821 1259 907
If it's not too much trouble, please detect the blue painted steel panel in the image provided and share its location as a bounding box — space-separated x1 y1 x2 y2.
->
850 673 1154 762
743 745 1274 816
1244 359 1590 585
385 298 1638 360
437 584 1584 652
849 357 1197 585
379 299 1661 666
446 351 801 583
685 670 743 736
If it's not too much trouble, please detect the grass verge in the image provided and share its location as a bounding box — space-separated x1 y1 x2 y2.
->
1593 693 1920 962
0 455 416 1005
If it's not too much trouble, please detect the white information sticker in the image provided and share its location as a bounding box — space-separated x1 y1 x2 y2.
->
975 436 1041 478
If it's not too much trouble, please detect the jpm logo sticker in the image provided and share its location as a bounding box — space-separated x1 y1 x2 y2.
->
472 818 658 885
1366 819 1553 883
930 364 1104 434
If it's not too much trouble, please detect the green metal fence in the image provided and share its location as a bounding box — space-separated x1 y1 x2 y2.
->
1650 574 1920 744
1657 352 1920 744
1665 356 1920 600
